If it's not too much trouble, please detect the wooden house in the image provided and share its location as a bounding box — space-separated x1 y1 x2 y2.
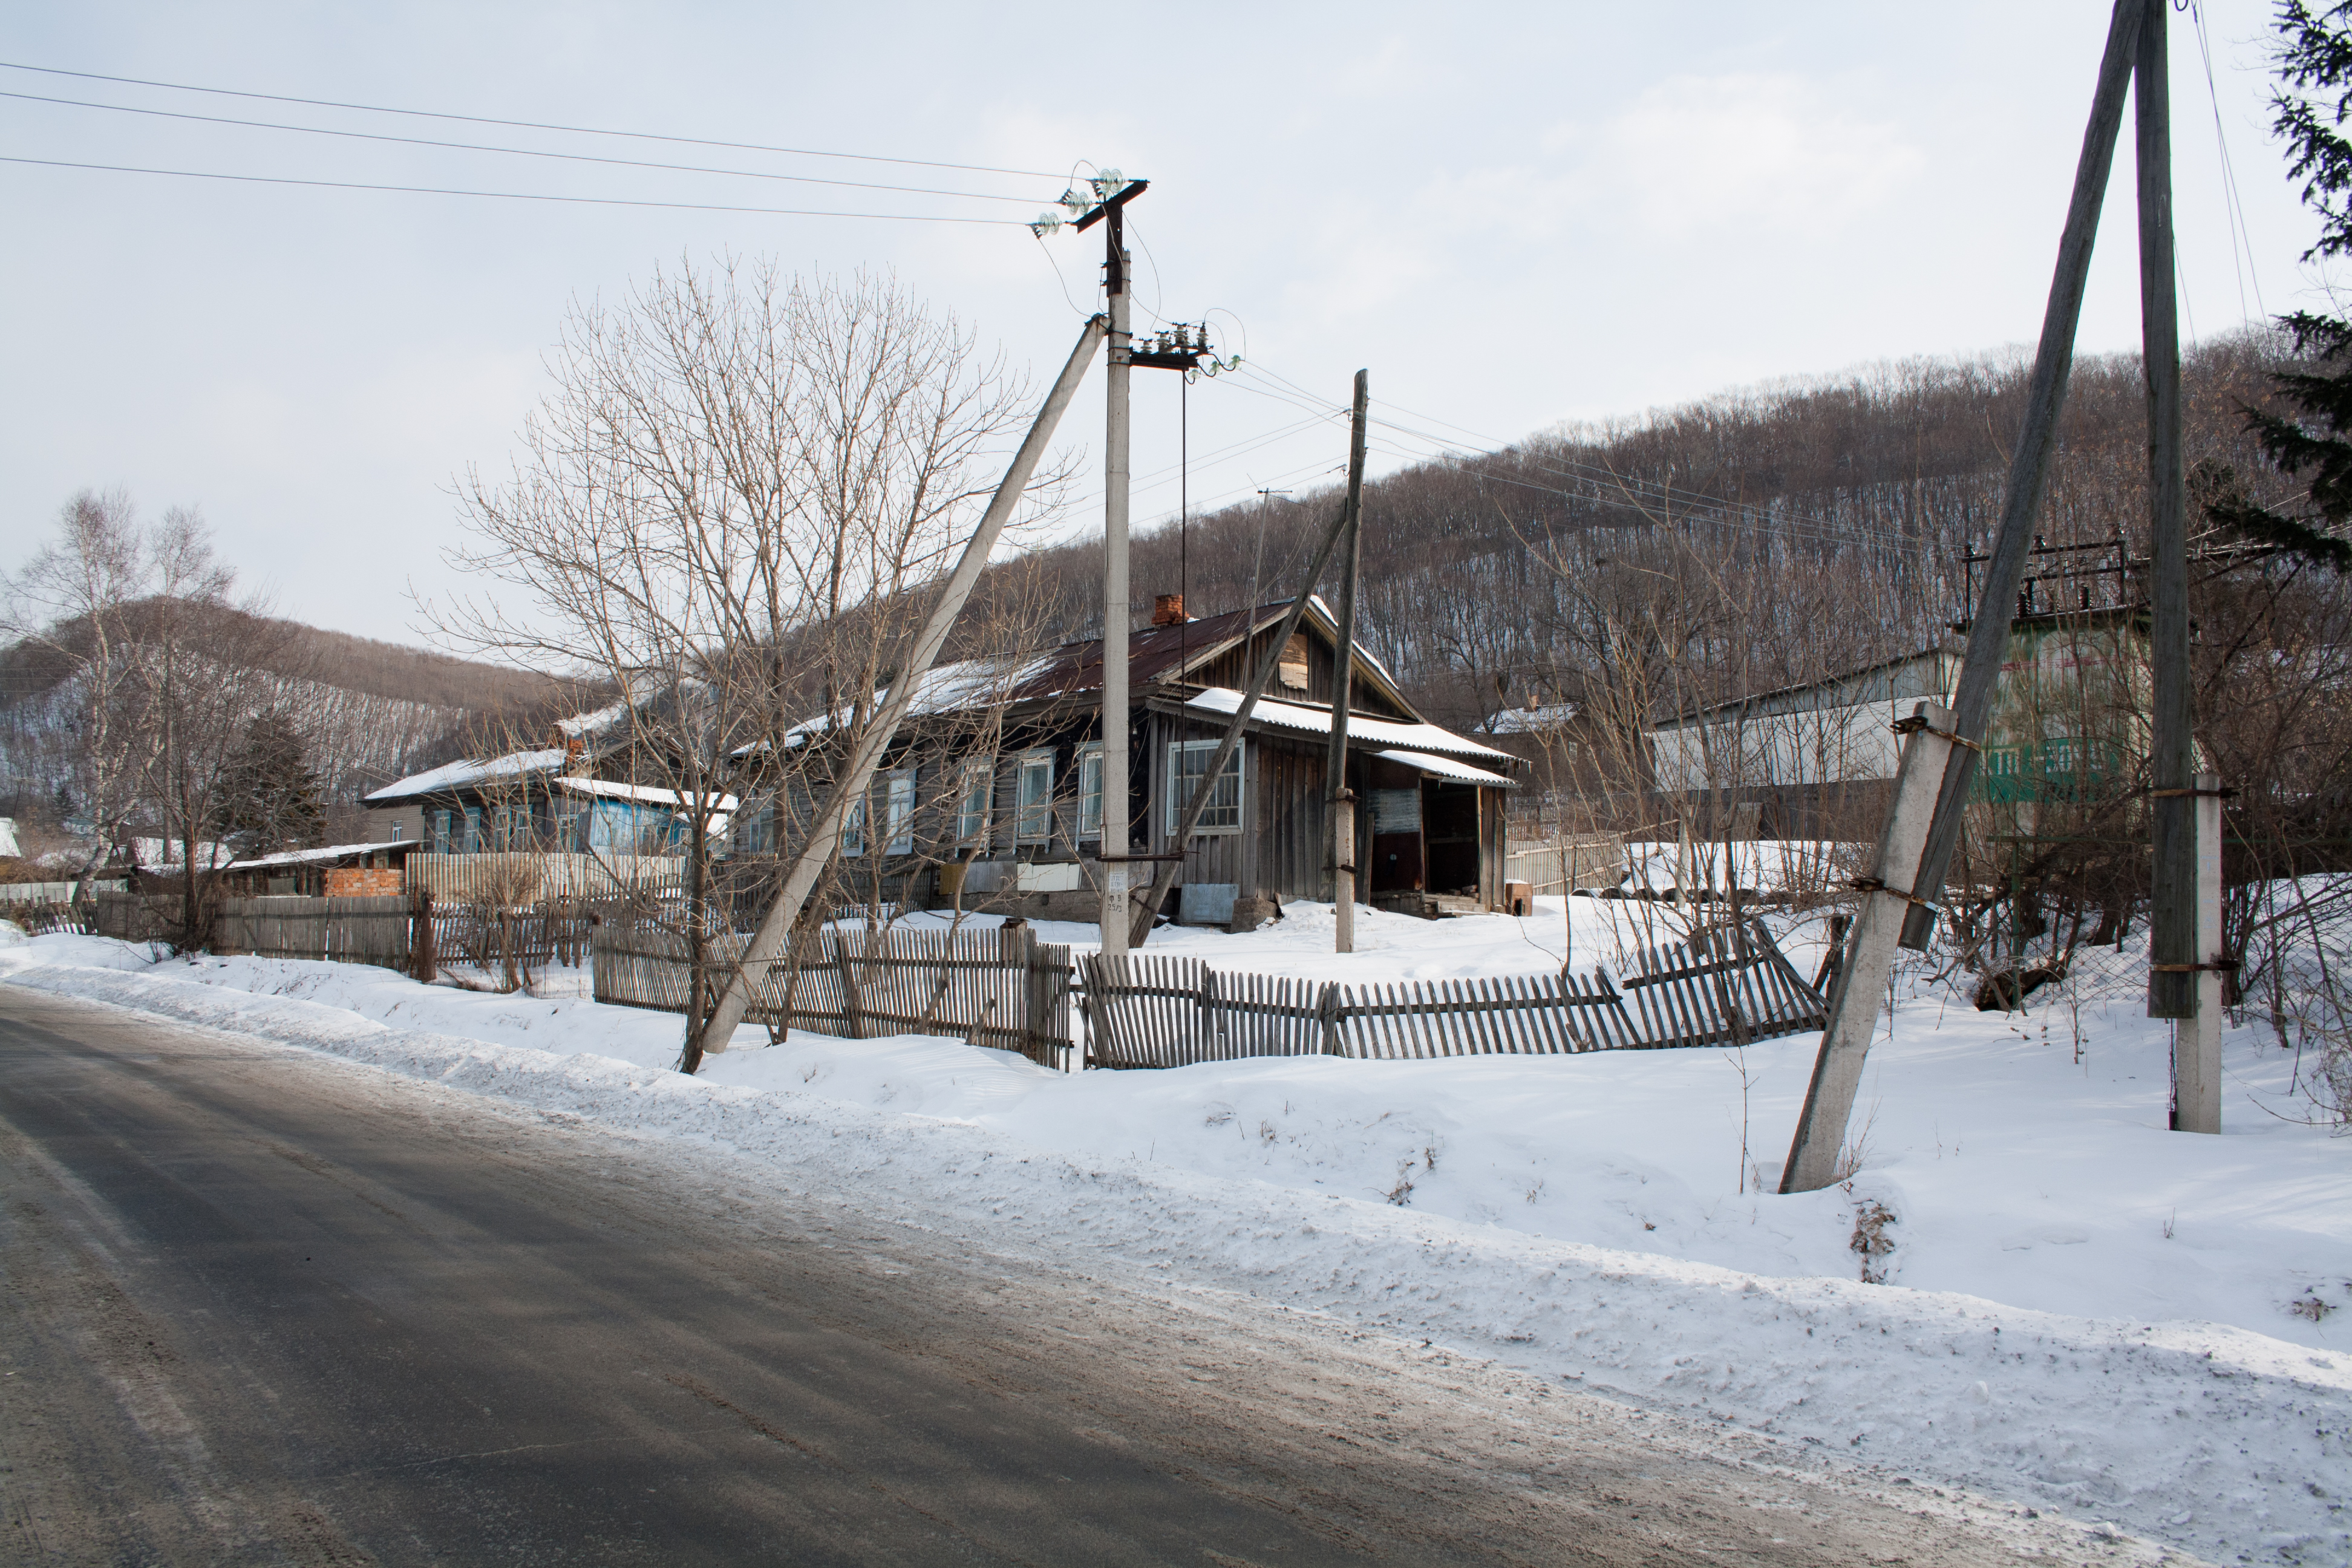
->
363 699 735 858
737 596 1520 925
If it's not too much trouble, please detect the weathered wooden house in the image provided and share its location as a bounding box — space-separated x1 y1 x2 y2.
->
737 596 1520 924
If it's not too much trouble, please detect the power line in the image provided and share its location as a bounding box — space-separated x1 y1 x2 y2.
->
0 154 1024 223
0 59 1061 179
0 88 1050 204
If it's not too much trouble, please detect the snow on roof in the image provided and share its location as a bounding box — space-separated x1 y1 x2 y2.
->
766 653 1062 750
1372 749 1518 787
128 835 233 869
553 776 738 815
224 840 413 871
1487 702 1577 734
1183 688 1515 763
365 748 566 802
555 701 626 737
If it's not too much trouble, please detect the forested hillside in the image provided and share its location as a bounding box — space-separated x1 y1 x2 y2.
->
0 600 575 831
975 333 2290 736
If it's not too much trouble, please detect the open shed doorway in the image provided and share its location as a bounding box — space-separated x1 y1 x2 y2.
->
1423 781 1480 896
1366 756 1424 894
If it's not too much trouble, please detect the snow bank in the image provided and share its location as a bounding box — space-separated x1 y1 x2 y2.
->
5 926 2350 1561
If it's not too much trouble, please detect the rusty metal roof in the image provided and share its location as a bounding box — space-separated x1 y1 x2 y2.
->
1001 603 1272 703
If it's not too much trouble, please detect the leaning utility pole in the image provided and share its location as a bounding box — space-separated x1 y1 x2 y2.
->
690 315 1106 1063
1783 0 2161 1191
1078 178 1146 958
1325 370 1370 952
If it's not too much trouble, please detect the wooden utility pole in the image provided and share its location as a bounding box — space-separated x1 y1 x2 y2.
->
2138 0 2215 1131
691 315 1106 1062
1780 0 2148 1192
1326 370 1370 951
1128 501 1356 947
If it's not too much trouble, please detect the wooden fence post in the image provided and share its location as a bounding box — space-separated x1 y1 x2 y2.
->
411 888 436 984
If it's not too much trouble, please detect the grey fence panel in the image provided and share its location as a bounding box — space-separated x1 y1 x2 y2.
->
214 895 413 970
594 923 1075 1067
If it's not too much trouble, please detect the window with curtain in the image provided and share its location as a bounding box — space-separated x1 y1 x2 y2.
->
886 769 915 855
956 759 993 846
1166 740 1243 833
1016 751 1054 842
1078 743 1104 840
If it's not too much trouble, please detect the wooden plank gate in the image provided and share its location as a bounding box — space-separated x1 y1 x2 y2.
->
213 895 413 970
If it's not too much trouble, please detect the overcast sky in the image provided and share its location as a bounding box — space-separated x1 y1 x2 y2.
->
1 1 2326 648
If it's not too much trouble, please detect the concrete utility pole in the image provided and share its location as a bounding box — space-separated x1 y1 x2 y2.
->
1089 185 1140 958
1780 0 2148 1192
690 315 1106 1063
1325 370 1370 952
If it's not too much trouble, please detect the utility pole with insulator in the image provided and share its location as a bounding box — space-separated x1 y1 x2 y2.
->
1074 174 1148 957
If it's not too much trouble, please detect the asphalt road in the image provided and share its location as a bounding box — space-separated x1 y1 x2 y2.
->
0 986 2134 1566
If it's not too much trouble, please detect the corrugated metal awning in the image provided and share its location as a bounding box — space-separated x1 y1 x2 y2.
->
1372 749 1518 787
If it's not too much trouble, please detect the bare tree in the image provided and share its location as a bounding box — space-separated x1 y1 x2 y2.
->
435 260 1045 1071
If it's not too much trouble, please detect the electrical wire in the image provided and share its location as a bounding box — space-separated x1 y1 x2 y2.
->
2189 0 2270 324
0 154 1024 223
0 59 1060 178
0 88 1052 204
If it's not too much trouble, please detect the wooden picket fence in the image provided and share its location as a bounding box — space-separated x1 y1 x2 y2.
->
214 895 413 970
1081 919 1826 1068
593 921 1077 1068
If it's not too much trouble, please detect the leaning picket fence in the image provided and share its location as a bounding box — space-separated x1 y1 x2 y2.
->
1082 920 1826 1068
593 921 1077 1069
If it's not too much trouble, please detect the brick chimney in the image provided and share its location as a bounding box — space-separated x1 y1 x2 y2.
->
1151 593 1187 626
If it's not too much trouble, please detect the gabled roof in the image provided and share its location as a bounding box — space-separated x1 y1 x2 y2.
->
1181 688 1514 764
766 598 1424 752
1001 597 1417 716
366 748 567 803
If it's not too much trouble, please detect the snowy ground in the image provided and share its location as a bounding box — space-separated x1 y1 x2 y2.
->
4 906 2348 1563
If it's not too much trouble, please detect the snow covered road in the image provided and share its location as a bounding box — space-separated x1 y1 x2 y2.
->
0 983 2142 1566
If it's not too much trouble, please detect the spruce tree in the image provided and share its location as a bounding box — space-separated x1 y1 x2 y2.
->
2210 1 2352 568
215 710 327 855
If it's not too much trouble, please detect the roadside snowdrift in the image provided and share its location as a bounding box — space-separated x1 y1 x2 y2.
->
4 930 2348 1563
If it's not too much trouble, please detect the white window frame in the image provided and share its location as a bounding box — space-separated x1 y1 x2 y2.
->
1016 750 1055 843
842 795 866 858
956 759 993 846
885 768 916 856
1166 739 1244 835
1077 742 1105 841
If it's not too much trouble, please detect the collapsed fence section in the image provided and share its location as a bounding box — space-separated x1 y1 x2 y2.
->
593 922 1077 1068
1082 920 1826 1067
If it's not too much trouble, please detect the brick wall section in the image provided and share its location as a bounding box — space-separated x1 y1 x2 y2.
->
324 867 405 898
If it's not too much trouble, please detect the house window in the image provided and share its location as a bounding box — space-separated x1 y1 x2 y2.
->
1078 743 1105 840
389 820 405 843
842 795 866 858
1016 751 1054 843
1278 632 1310 692
1167 740 1243 833
886 769 916 855
956 760 993 846
463 805 483 853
